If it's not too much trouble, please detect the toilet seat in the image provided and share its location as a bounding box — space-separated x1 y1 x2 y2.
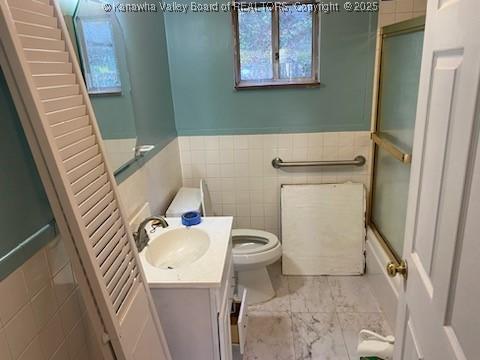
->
231 229 279 255
231 229 282 273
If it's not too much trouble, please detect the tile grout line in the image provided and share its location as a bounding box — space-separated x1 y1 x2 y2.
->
326 276 353 360
335 310 353 360
285 271 297 360
2 246 83 360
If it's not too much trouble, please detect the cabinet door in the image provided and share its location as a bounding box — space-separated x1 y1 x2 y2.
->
218 294 233 360
237 289 249 354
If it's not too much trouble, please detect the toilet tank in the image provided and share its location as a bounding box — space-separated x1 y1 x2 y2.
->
165 187 202 217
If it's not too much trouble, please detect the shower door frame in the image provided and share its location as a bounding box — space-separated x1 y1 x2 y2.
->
367 16 425 265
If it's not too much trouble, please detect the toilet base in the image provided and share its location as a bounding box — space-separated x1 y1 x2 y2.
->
237 267 275 305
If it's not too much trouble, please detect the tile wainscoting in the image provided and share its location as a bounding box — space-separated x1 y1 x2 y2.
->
0 237 98 360
117 138 183 219
103 138 137 172
178 132 372 237
378 0 427 27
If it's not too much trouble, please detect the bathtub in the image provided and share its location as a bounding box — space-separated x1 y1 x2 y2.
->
365 227 403 330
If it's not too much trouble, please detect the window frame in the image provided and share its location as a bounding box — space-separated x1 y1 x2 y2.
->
232 0 320 89
76 15 122 95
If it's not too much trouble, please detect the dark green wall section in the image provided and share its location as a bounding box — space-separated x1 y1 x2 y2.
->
0 68 55 280
104 6 178 183
117 6 177 148
165 1 377 135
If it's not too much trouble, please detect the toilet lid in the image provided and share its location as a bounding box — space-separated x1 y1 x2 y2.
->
231 229 279 255
200 179 214 216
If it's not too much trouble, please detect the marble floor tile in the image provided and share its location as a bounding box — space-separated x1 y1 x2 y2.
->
288 277 335 313
249 262 291 313
328 276 382 313
244 311 295 360
337 312 392 359
244 275 391 360
292 312 349 360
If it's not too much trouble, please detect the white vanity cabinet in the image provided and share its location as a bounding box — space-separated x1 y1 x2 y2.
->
149 247 249 360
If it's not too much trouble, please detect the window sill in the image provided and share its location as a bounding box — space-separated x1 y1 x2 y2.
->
234 79 321 90
89 90 122 96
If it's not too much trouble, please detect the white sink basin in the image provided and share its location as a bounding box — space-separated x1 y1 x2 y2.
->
145 228 210 269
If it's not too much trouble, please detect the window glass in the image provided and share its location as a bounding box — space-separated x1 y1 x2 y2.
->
372 147 411 257
238 8 273 81
377 31 424 153
234 3 318 88
279 5 313 79
80 18 121 93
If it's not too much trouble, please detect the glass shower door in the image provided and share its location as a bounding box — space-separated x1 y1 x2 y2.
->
370 18 425 260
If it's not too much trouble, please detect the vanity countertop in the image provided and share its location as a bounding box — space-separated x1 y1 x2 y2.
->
139 216 233 288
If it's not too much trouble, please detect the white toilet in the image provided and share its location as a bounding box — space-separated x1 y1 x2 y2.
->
166 180 282 305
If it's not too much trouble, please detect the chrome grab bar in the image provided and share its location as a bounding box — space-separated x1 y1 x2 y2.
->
271 155 366 169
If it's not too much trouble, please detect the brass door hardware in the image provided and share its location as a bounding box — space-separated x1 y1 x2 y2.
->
386 260 408 279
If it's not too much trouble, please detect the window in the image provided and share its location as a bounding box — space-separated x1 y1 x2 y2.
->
232 1 319 88
76 16 122 94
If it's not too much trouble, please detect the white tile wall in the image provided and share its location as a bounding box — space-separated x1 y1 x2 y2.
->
178 132 372 237
117 138 183 219
0 237 94 360
379 0 427 27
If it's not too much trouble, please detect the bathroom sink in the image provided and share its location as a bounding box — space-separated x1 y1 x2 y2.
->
145 228 210 269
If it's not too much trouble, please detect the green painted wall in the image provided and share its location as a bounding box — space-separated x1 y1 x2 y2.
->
0 68 55 280
116 6 177 148
164 1 377 135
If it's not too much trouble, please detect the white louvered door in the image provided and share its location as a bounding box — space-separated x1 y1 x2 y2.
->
0 0 172 359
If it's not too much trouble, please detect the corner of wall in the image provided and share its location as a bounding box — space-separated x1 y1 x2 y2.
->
116 138 182 221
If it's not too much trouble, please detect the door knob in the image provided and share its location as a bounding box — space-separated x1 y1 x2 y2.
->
386 260 408 279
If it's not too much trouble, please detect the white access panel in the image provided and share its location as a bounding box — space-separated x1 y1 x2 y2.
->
281 183 366 275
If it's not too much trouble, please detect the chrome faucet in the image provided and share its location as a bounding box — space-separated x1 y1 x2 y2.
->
133 216 169 252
